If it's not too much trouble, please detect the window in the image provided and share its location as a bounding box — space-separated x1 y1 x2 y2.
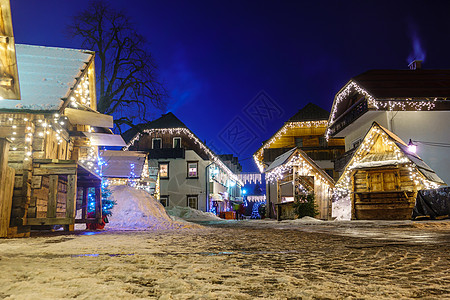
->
295 137 303 147
187 161 198 178
187 195 198 209
352 138 362 150
160 196 169 207
159 162 169 179
173 137 181 148
152 138 162 149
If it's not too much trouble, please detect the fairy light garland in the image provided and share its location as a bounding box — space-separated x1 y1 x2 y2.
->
254 120 329 172
124 127 243 185
327 81 439 139
266 152 330 188
334 125 441 198
70 75 91 108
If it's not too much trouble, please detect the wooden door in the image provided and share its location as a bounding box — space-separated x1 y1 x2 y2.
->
367 169 399 192
368 172 383 192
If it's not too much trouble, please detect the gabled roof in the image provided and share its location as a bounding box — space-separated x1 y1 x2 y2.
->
337 122 445 186
266 147 335 185
288 102 329 122
353 69 450 99
122 112 187 143
0 44 93 111
123 112 243 185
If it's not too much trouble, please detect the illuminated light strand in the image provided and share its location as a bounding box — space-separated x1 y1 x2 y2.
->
327 81 439 139
265 153 331 191
254 120 329 173
70 75 91 108
123 127 243 185
238 173 262 184
334 126 441 199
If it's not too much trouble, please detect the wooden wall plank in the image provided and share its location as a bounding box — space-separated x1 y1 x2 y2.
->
66 175 77 219
47 175 58 218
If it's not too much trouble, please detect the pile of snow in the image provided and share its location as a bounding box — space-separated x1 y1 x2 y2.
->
285 216 324 223
332 196 351 221
107 186 200 230
166 206 223 222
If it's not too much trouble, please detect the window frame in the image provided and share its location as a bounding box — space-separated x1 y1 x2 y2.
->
158 161 169 179
173 137 181 149
159 195 169 207
187 195 198 210
187 161 199 179
152 138 162 149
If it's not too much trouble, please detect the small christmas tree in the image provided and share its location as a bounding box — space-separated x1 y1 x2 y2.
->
293 193 318 218
87 180 116 216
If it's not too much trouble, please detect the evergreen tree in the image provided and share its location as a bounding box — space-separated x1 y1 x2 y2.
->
87 180 116 216
293 193 318 218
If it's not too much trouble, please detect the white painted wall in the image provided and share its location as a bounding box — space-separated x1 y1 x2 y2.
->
390 111 450 185
154 150 209 211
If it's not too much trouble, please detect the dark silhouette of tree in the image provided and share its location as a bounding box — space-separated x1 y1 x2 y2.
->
67 0 167 132
253 183 263 195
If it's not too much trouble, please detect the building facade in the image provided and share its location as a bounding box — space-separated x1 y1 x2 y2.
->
327 64 450 185
123 112 242 214
253 103 345 219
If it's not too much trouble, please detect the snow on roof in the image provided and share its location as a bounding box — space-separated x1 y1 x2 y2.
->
101 150 147 178
0 44 93 111
265 148 296 173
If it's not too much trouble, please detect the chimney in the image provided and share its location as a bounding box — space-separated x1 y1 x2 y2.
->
408 60 422 70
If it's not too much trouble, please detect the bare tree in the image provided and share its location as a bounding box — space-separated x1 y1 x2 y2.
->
67 0 167 132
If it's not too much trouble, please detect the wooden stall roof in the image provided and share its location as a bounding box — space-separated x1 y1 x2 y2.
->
77 162 102 187
266 147 335 185
0 44 93 110
100 150 147 178
83 132 126 147
65 108 113 128
338 122 445 185
353 69 450 99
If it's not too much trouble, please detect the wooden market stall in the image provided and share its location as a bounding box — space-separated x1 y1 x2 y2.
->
0 46 123 237
265 147 335 220
334 122 445 220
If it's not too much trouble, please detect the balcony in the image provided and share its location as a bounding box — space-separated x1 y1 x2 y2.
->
328 98 369 137
148 148 185 159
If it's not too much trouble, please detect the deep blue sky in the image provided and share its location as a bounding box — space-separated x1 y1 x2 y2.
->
10 0 450 172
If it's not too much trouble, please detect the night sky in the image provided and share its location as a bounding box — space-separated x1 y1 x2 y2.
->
10 0 450 172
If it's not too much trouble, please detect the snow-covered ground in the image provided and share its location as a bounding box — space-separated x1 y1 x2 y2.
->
1 187 450 299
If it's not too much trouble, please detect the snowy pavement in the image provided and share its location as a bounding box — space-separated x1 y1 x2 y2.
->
1 219 450 299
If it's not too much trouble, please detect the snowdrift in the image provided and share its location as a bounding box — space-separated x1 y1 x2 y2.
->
107 186 200 230
166 206 223 222
332 197 351 221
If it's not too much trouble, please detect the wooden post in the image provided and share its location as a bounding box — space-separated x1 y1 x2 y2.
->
82 187 88 220
94 186 102 222
47 175 58 218
64 175 77 231
0 138 14 238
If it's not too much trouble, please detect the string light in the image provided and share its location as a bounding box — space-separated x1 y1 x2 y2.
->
253 120 329 172
124 127 243 185
334 124 442 200
327 81 439 139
